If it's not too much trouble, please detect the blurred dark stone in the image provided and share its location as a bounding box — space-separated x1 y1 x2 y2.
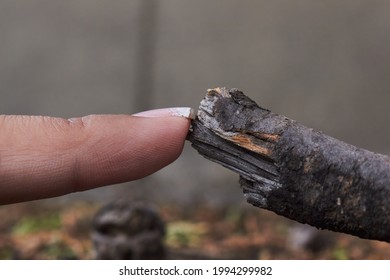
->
91 201 165 260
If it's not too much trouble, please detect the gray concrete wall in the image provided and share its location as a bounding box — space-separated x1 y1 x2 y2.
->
1 0 389 205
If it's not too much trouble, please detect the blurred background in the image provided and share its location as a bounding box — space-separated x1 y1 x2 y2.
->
0 0 389 259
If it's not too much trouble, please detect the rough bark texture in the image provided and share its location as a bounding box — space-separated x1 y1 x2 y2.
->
187 87 390 242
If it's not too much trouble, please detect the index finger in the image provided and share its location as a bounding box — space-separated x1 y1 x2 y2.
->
0 112 191 204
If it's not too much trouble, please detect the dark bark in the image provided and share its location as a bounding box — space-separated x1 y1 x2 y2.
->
187 87 390 242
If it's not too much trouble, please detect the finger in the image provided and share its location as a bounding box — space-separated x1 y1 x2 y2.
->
0 111 192 204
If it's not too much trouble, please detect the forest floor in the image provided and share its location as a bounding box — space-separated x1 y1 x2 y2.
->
1 201 390 260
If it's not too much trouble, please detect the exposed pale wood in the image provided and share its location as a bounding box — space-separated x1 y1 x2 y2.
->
187 87 390 242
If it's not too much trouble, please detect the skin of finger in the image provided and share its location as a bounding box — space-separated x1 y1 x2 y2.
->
0 115 190 204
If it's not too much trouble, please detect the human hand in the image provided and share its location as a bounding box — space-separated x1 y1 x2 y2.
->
0 108 193 205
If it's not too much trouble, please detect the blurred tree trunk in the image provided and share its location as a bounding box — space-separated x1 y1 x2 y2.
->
134 0 158 111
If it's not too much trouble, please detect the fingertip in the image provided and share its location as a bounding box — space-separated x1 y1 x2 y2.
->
72 114 191 190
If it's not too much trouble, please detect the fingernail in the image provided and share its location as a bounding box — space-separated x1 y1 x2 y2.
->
132 107 195 119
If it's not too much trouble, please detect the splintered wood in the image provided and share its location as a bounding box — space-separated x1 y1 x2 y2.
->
187 87 390 242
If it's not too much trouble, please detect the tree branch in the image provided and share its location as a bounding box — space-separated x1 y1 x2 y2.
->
187 87 390 242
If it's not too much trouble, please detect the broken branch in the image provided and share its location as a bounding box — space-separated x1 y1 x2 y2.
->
187 87 390 242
